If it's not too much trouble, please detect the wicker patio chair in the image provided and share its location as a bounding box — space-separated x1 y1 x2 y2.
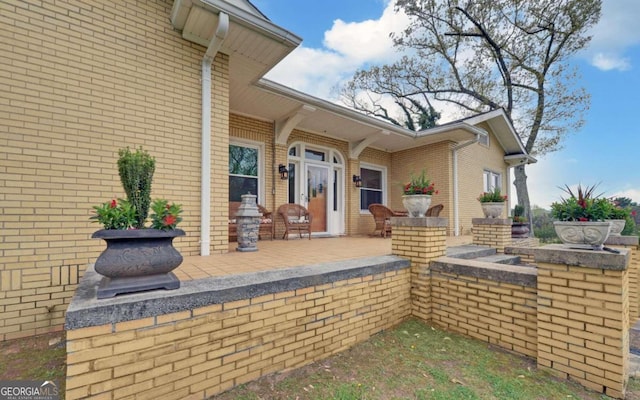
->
368 204 405 238
257 204 274 240
277 203 312 240
426 204 444 217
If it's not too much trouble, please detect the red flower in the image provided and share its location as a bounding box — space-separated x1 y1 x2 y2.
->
578 217 588 222
422 187 427 194
633 211 638 217
435 190 439 195
577 199 587 209
110 199 117 208
163 215 177 226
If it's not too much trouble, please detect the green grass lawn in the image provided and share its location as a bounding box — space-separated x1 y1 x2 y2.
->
2 319 638 400
210 319 630 400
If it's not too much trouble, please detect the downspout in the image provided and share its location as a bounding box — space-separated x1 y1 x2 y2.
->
451 132 482 236
200 12 229 256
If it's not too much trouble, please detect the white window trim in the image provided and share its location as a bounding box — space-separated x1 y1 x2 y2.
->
479 132 490 147
359 162 387 214
483 169 502 192
229 139 265 204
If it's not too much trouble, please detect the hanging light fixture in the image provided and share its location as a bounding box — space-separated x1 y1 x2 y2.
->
278 164 289 180
353 175 362 188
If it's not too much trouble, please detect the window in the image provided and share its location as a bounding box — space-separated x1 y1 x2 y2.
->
305 148 325 161
360 165 385 211
483 170 501 192
229 143 259 202
479 132 489 147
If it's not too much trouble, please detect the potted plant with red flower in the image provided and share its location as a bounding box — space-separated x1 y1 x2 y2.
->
550 184 613 250
402 170 438 217
477 187 507 218
90 147 185 298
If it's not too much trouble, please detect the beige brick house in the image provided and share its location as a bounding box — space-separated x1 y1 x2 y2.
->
0 0 533 340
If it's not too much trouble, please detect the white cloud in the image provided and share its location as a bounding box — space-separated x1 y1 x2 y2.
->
323 5 410 64
591 53 631 71
265 1 408 100
584 0 640 71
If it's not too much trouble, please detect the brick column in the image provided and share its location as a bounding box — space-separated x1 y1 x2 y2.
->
390 217 447 322
472 218 511 253
535 245 630 399
606 236 640 320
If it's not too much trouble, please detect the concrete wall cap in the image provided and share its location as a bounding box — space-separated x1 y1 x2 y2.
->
390 216 448 227
533 244 630 270
605 235 639 247
472 218 512 226
65 255 409 330
431 256 537 287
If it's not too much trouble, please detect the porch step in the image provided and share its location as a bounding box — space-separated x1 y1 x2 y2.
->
446 245 496 259
474 254 522 265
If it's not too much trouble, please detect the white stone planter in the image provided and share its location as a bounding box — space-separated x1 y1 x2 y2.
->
606 219 626 236
480 202 504 218
553 221 612 250
402 194 432 218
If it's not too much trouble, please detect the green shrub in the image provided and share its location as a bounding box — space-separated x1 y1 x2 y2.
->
117 147 155 229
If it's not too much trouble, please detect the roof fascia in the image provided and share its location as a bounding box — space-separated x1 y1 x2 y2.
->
255 79 417 139
194 0 302 47
462 108 529 155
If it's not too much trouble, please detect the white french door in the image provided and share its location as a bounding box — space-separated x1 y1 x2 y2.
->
288 144 345 236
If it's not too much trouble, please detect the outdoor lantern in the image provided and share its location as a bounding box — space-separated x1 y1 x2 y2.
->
353 175 362 188
279 164 289 180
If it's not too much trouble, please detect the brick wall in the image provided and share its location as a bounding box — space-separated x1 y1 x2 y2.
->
430 258 538 358
456 127 510 234
472 218 512 253
391 218 447 321
536 246 630 399
606 236 640 320
391 143 451 233
0 0 230 341
65 267 411 399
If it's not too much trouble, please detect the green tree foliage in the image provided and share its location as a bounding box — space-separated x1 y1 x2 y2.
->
341 0 601 222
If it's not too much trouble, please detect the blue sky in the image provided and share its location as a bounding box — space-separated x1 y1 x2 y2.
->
252 0 640 208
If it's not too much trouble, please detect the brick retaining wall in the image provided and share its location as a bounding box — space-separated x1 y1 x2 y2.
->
65 256 410 399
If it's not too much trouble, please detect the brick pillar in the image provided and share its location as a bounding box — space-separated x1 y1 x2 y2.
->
390 216 447 322
472 218 511 253
535 245 630 399
606 236 640 320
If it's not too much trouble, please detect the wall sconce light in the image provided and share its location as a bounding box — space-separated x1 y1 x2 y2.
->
278 164 289 180
352 175 362 188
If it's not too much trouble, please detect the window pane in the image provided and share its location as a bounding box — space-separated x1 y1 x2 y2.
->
361 168 381 190
360 189 382 210
289 146 297 157
288 163 296 204
483 170 501 192
229 176 258 202
229 145 258 176
305 149 325 161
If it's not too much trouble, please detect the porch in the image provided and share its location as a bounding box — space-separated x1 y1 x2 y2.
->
175 235 474 281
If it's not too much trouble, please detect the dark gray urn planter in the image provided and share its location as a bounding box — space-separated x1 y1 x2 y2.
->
511 223 530 238
91 228 185 299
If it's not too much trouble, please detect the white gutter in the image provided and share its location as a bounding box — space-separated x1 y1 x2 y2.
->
200 12 229 256
452 131 485 236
